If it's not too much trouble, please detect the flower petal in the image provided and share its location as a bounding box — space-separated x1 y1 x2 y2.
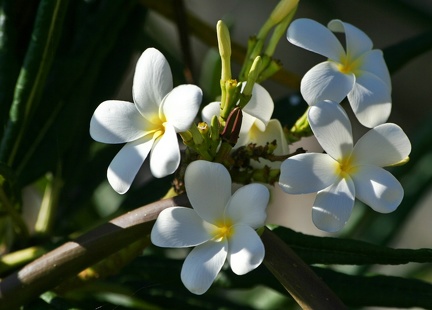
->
242 83 274 131
308 101 353 160
185 161 232 224
328 19 373 60
312 177 355 232
181 240 227 295
301 62 355 105
150 123 180 178
228 224 265 275
287 18 345 61
226 183 269 228
201 101 221 124
279 153 339 194
107 137 154 194
151 207 214 247
360 50 391 90
133 48 173 119
163 84 202 132
352 123 411 167
351 165 403 213
348 72 391 128
90 100 149 143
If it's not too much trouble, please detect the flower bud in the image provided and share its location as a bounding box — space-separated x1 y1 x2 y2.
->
217 20 232 81
221 108 243 146
270 0 299 25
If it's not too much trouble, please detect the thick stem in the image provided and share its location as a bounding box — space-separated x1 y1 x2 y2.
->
0 194 190 309
261 227 347 310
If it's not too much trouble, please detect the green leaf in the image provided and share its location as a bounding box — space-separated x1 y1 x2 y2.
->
273 227 432 265
0 0 70 166
314 267 432 308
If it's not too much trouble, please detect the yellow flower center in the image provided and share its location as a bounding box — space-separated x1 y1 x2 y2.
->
335 156 357 178
144 114 166 139
336 54 362 75
212 218 234 242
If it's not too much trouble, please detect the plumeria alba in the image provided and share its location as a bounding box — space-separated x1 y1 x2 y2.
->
151 160 269 294
202 83 274 147
278 100 411 232
287 18 391 128
90 48 202 194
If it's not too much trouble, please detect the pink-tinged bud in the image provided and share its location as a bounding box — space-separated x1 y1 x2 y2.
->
221 108 243 146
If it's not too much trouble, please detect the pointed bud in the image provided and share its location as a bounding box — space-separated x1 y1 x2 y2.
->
270 0 299 25
217 20 232 81
221 107 243 146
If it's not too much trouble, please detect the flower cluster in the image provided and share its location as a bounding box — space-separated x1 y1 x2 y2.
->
279 18 411 232
89 4 411 295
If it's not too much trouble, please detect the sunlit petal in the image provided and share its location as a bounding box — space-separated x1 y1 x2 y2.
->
279 153 339 194
201 101 221 124
352 123 411 167
162 85 202 132
328 19 373 59
181 240 227 295
301 62 355 105
312 177 355 232
90 100 149 143
226 184 269 228
242 83 274 131
151 207 214 247
352 165 403 213
107 137 154 194
133 48 173 119
228 224 265 275
235 112 257 148
348 72 391 128
149 124 180 178
360 50 391 90
287 18 345 61
185 161 232 223
308 101 353 160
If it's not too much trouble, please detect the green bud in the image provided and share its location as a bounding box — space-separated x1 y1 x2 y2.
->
217 20 232 81
190 124 204 145
270 0 299 26
243 56 262 97
210 115 221 142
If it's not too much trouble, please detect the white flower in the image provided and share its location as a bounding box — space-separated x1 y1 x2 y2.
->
278 100 411 232
151 160 269 295
90 48 202 194
202 83 274 148
287 18 391 128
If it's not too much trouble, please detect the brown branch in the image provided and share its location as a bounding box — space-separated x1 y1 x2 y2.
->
262 227 347 310
0 194 190 309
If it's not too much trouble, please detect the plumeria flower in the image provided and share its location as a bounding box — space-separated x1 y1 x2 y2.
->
151 160 269 294
202 83 274 148
278 100 411 232
287 18 391 128
90 48 202 194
